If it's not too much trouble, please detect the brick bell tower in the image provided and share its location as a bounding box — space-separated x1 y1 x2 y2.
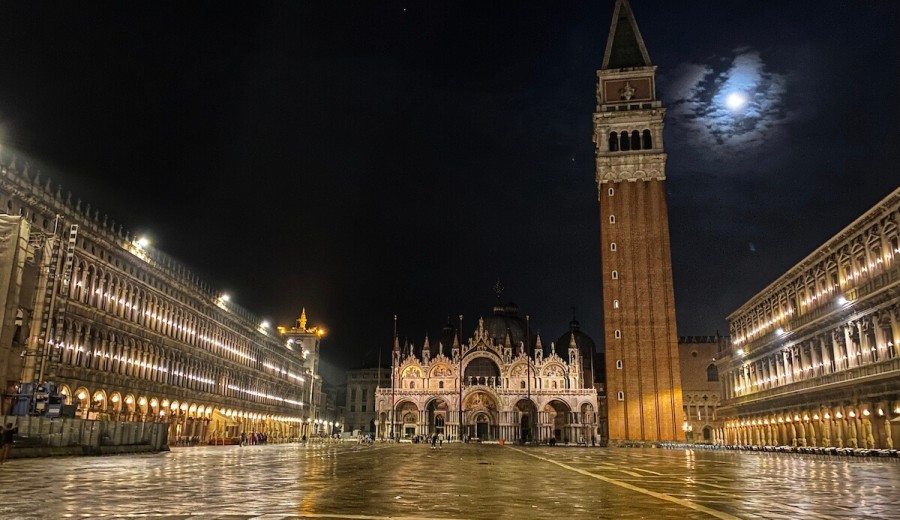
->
594 0 683 443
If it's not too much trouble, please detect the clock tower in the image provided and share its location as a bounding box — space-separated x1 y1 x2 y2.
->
594 0 684 443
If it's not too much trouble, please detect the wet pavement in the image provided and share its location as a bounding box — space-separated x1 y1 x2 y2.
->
0 442 898 519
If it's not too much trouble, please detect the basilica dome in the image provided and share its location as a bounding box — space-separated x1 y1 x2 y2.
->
481 301 535 349
555 319 596 359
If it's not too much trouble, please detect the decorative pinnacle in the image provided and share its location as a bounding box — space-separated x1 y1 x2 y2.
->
298 308 308 329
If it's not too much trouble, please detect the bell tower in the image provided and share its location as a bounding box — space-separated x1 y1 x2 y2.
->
594 0 683 443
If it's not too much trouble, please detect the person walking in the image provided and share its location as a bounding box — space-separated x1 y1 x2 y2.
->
1 422 18 464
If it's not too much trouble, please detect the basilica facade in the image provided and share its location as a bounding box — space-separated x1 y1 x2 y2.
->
375 303 600 444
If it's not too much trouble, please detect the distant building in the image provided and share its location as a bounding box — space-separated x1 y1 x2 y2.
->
344 367 389 434
595 0 684 443
678 335 727 443
717 188 900 448
0 155 323 444
376 302 600 444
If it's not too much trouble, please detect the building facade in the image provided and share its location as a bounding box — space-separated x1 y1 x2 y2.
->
595 0 684 442
375 303 600 444
678 335 727 443
345 367 389 434
1 156 323 444
717 188 900 448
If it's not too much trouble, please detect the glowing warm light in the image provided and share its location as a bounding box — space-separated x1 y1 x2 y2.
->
136 236 150 248
824 413 831 419
111 395 120 403
138 397 147 406
77 392 87 400
775 328 784 336
863 409 870 417
736 348 745 356
316 328 326 337
837 295 848 305
261 320 270 329
849 411 856 418
836 412 843 419
220 294 230 302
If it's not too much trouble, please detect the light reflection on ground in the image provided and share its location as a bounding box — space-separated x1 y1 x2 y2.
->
0 443 897 519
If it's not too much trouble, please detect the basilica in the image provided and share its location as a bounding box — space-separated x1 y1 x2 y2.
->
375 302 601 444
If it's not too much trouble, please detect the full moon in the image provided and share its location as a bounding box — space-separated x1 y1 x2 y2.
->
725 92 747 110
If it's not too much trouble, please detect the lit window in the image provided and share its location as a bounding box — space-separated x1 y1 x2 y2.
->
617 391 624 401
613 300 620 309
609 215 616 224
616 359 623 369
614 330 621 339
610 243 617 251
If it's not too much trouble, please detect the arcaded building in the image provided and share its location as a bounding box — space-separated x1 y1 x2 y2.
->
375 303 600 443
717 188 900 448
0 158 323 443
595 0 684 442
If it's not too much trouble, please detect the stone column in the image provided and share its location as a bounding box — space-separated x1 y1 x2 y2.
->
820 336 833 374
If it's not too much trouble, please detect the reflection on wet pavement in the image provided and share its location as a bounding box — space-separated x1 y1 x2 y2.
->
0 443 898 519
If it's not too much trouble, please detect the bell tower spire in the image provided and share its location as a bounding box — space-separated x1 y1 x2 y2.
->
595 1 684 444
602 0 652 70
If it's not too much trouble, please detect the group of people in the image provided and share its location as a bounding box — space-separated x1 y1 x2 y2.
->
1 422 18 464
239 431 268 447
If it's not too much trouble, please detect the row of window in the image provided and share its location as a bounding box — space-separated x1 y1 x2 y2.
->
54 320 306 408
65 257 303 380
608 130 653 152
731 219 898 344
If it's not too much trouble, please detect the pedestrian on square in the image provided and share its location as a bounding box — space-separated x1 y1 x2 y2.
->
240 432 247 447
439 433 443 448
1 422 18 464
431 433 437 449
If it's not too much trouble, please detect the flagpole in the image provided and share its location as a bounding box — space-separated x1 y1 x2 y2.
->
526 314 531 443
390 314 397 440
458 313 463 442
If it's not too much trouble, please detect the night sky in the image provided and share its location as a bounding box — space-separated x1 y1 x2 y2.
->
0 1 897 383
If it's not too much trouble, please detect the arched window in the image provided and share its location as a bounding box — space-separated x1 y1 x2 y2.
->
613 300 620 309
617 391 625 401
631 130 641 150
438 381 444 389
608 187 615 196
642 129 652 149
707 364 719 381
612 270 619 280
614 329 621 339
616 359 623 369
609 132 619 151
520 381 526 389
620 132 630 151
610 242 617 251
409 381 415 389
609 215 616 224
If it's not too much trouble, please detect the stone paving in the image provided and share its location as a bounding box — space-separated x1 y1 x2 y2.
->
0 442 898 519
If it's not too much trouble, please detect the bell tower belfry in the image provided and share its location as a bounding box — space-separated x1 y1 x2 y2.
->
594 0 683 443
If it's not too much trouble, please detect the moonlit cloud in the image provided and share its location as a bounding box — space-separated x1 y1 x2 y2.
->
666 49 789 157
